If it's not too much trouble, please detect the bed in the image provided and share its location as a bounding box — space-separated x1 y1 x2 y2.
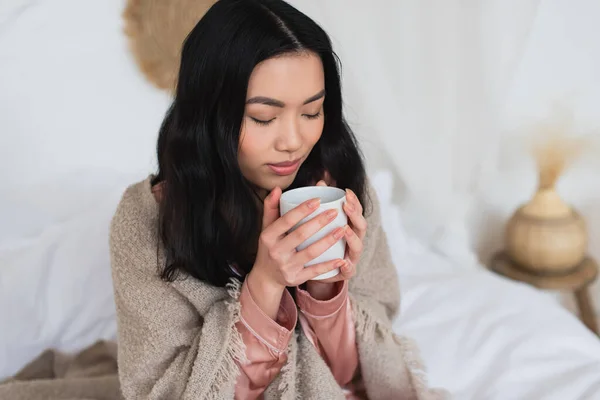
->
2 0 600 398
3 170 600 399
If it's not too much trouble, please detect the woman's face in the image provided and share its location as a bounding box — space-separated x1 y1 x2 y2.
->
239 52 325 195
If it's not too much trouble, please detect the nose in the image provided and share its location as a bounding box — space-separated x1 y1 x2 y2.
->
274 116 302 153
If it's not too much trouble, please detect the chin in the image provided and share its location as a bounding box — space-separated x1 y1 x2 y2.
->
262 173 297 191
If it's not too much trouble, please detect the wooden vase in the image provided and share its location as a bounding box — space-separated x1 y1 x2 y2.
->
505 187 587 274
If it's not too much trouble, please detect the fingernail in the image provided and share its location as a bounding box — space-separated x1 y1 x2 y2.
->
333 227 345 239
326 209 338 220
308 198 320 209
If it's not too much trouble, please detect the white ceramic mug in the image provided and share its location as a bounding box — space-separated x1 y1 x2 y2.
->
279 186 347 280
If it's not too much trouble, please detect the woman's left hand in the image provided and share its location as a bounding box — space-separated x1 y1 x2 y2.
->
304 180 366 294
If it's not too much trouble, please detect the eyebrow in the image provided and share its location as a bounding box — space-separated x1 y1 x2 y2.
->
246 89 326 108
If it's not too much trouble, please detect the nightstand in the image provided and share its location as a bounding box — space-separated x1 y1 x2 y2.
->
490 251 599 335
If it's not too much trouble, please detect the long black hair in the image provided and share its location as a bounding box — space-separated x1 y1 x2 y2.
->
155 0 368 287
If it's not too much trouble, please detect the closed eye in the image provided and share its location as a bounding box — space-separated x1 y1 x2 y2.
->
303 112 322 120
251 117 275 126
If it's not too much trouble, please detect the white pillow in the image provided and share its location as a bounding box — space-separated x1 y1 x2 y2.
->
0 180 128 379
370 168 479 271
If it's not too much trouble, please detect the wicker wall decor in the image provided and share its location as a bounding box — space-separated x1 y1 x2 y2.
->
123 0 217 92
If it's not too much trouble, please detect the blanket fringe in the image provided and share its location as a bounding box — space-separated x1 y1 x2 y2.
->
225 278 248 364
352 299 391 341
394 335 448 400
277 339 298 400
205 278 248 400
352 299 449 400
226 278 242 301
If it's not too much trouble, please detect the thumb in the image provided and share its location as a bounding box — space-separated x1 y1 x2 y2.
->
262 186 282 230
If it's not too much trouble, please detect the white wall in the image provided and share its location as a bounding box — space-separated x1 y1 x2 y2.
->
0 0 169 243
289 0 600 271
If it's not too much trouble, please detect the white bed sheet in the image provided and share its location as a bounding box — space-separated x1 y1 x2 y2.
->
395 263 600 399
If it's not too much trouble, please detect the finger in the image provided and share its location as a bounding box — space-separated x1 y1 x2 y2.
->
297 258 345 283
338 259 355 279
344 225 363 264
266 197 320 238
322 170 335 186
339 260 355 277
262 187 282 230
294 225 346 264
279 208 338 251
343 202 368 239
317 260 354 283
345 189 363 214
316 180 327 186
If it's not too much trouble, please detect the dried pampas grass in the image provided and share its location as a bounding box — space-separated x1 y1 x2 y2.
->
123 0 216 93
528 103 591 190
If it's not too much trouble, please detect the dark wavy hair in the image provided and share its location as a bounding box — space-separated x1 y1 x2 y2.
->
155 0 368 287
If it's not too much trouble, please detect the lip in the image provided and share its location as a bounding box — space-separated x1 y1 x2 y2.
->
267 158 302 176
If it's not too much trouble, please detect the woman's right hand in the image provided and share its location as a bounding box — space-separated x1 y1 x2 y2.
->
246 186 347 319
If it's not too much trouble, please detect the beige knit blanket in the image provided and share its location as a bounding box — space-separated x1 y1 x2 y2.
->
0 340 123 400
0 177 448 399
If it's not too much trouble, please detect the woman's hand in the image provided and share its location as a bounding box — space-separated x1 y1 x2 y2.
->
304 180 367 299
247 186 346 319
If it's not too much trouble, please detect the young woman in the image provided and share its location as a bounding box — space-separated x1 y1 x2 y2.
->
110 0 440 399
